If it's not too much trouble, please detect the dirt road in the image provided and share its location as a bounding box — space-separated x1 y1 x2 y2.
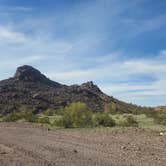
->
0 122 165 166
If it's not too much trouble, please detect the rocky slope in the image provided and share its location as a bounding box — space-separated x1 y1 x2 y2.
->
0 65 145 115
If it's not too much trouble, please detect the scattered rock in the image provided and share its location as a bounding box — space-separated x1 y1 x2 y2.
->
0 144 13 154
73 149 78 153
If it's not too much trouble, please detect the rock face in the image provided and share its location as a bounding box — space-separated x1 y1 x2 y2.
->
14 65 61 87
0 65 142 115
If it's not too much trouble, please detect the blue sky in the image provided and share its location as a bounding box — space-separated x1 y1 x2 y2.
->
0 0 166 106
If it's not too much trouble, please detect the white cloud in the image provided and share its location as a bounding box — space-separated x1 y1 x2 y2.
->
45 51 166 106
0 26 28 44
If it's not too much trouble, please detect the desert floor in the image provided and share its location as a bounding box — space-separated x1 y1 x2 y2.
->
0 122 165 166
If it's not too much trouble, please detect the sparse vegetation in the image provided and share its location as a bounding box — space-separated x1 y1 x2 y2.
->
92 113 116 127
125 115 138 127
143 110 166 126
1 102 166 131
153 111 166 126
2 112 22 122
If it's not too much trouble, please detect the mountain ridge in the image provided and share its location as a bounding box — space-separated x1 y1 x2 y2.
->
0 65 149 115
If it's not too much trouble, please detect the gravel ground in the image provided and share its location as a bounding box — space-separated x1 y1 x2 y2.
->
0 122 165 166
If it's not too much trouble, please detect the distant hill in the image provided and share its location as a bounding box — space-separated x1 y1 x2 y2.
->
0 65 150 115
155 106 166 112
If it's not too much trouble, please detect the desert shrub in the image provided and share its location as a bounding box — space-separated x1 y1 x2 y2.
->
59 115 73 128
2 112 21 122
53 116 64 127
93 113 116 127
153 111 166 126
125 115 138 127
54 108 65 115
118 115 138 127
44 108 64 116
24 113 38 123
144 110 157 118
38 116 50 124
56 102 93 128
44 109 55 116
2 107 39 123
144 110 166 126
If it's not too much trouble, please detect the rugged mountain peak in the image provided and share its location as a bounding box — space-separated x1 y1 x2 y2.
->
81 81 102 93
14 65 45 82
14 65 61 87
81 81 96 89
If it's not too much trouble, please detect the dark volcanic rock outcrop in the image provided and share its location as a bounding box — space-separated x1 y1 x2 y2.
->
14 65 62 87
0 65 141 115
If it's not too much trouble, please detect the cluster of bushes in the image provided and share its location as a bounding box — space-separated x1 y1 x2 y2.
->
2 111 49 123
1 102 141 128
144 110 166 126
54 102 138 128
117 115 138 127
54 102 93 128
92 113 116 127
2 112 22 122
153 112 166 126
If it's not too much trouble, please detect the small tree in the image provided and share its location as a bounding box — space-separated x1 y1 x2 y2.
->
59 102 93 128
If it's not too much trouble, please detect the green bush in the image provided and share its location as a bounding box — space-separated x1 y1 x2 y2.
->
24 113 38 123
56 102 93 128
53 117 64 127
153 112 166 126
93 113 116 127
125 115 138 127
38 116 50 124
117 115 138 127
55 108 65 115
144 110 166 126
2 113 21 122
44 109 55 116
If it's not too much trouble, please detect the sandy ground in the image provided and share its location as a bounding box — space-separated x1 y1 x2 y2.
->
0 122 165 166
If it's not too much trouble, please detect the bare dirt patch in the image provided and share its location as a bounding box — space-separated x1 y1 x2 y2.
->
0 122 165 166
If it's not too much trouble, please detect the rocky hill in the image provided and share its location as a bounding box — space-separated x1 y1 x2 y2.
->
0 65 147 115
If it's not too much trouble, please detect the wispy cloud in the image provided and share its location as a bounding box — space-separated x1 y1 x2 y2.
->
122 15 166 38
0 26 28 44
45 50 166 106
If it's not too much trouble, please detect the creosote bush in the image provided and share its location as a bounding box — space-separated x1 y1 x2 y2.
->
3 103 157 129
2 112 21 122
2 106 39 123
118 115 138 127
92 113 116 127
125 115 138 127
38 116 50 124
144 110 166 126
153 111 166 126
